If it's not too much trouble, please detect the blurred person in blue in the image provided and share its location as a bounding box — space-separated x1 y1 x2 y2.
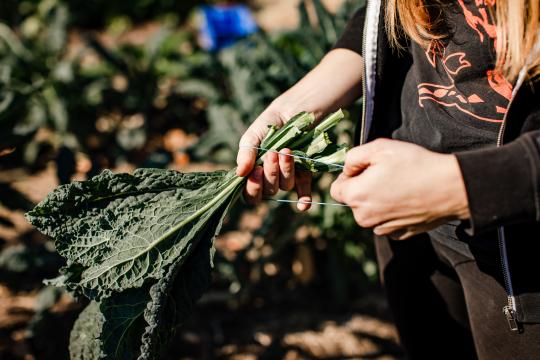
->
196 3 257 52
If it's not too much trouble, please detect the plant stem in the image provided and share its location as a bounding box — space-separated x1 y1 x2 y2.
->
305 132 330 157
314 109 344 134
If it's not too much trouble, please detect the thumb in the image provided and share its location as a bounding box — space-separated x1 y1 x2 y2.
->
343 139 387 177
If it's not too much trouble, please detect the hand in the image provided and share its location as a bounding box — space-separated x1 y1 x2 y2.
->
235 49 364 211
330 139 471 240
236 106 312 211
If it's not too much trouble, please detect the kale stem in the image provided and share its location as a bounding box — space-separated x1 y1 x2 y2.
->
305 132 330 157
314 109 344 134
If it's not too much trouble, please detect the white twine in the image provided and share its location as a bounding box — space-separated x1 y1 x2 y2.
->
266 198 351 208
239 145 344 169
239 145 350 208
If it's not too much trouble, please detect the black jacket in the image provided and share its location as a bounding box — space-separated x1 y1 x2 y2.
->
334 0 540 327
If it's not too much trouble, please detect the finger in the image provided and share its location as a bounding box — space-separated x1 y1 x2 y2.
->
237 133 260 177
295 170 312 211
243 166 263 205
279 149 295 191
343 139 390 177
237 110 285 177
263 151 279 196
330 174 353 204
343 147 372 177
387 227 425 241
373 218 428 236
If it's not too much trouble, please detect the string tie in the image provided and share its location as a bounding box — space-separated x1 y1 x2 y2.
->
239 145 350 208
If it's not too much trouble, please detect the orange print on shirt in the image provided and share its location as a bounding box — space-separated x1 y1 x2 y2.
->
416 0 513 123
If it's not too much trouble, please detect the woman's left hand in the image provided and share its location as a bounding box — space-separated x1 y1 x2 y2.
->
330 139 471 240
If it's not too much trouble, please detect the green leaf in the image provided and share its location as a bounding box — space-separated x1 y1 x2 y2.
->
177 79 221 101
0 23 33 60
68 201 223 360
43 86 68 133
138 231 216 360
312 0 338 45
99 288 148 360
298 1 312 30
69 302 104 360
314 109 345 134
313 146 348 173
27 168 243 301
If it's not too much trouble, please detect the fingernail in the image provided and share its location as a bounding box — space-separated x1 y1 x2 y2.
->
281 154 291 163
297 197 311 210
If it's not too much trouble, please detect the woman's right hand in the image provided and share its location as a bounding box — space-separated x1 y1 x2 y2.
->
236 106 313 211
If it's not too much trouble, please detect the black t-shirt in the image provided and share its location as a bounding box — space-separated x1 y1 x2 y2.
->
393 0 512 153
392 0 514 258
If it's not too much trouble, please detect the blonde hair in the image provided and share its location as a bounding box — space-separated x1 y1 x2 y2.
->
385 0 540 81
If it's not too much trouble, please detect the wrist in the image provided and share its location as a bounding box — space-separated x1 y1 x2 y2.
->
270 95 324 122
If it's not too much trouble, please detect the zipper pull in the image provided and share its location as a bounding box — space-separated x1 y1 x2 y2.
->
503 305 519 332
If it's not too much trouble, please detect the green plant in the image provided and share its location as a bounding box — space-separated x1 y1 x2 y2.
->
0 0 207 173
0 0 205 29
64 27 213 170
0 0 71 159
26 110 348 359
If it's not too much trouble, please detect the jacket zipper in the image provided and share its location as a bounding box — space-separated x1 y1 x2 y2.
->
359 0 371 145
359 0 381 146
498 226 519 331
495 69 526 332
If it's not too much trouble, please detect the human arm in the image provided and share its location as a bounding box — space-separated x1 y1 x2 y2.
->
237 48 364 209
455 131 539 234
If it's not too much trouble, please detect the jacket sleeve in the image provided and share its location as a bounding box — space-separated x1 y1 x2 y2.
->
332 7 366 55
455 131 540 234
